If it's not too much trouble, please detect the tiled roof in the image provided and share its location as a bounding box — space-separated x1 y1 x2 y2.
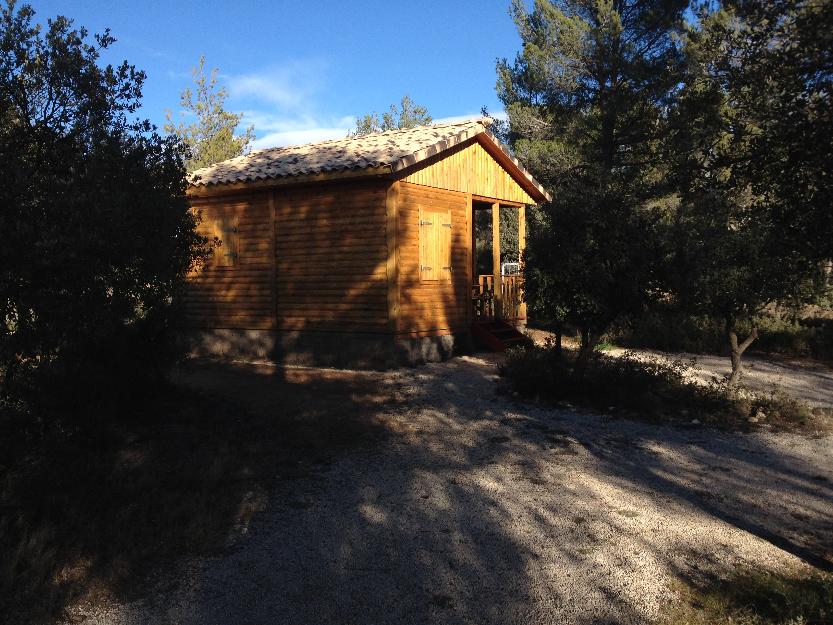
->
188 118 550 202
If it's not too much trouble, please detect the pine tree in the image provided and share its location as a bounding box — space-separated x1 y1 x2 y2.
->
351 95 431 136
165 56 254 172
497 0 687 360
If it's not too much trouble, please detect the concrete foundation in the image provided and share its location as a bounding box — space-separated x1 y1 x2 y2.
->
184 328 471 369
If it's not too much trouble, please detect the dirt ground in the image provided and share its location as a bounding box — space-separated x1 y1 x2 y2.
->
68 354 833 625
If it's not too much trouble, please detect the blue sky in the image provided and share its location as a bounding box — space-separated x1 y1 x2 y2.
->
30 0 524 148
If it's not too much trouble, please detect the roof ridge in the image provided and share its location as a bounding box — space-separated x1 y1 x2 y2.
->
189 118 489 177
247 117 486 157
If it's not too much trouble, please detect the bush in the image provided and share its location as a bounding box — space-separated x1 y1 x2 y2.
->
611 310 833 361
756 316 833 361
500 343 830 434
0 4 208 435
610 311 726 354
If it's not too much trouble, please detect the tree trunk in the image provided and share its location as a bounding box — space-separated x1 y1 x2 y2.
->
575 327 594 372
554 329 563 358
726 318 758 386
2 356 19 395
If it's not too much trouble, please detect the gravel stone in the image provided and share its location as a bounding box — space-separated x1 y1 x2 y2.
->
70 355 833 625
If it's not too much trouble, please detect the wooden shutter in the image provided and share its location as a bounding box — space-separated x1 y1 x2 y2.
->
214 215 239 267
419 207 435 281
440 210 452 280
419 207 452 282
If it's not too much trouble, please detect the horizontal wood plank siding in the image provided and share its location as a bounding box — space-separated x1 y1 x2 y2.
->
401 138 534 204
397 182 470 334
184 193 273 329
274 181 390 332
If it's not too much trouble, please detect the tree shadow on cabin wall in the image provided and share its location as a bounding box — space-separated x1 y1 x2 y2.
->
264 181 396 372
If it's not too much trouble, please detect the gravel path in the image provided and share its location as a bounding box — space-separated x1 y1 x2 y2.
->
73 356 833 625
610 348 833 408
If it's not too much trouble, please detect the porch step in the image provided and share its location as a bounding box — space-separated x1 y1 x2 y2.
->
471 320 533 352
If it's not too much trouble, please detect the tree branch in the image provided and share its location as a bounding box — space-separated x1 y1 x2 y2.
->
737 326 759 356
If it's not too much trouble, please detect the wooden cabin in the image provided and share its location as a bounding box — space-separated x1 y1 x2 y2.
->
183 118 550 367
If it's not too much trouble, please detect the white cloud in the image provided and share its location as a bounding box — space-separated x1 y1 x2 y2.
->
245 111 507 150
251 127 350 150
432 113 482 124
223 61 503 150
227 60 325 110
242 111 354 149
221 61 354 149
241 111 352 133
432 110 508 124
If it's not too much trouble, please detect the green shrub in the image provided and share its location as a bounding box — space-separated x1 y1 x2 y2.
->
501 344 830 434
610 310 833 361
610 311 726 354
755 316 833 360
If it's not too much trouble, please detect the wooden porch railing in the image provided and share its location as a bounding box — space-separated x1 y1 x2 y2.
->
472 274 523 321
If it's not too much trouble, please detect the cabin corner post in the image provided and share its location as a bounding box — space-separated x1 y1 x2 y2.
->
385 182 400 334
466 193 473 324
518 204 527 322
491 202 502 319
268 190 278 329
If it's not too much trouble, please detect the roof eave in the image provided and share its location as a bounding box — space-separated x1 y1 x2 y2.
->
389 125 483 174
388 126 551 204
476 131 552 203
187 165 393 197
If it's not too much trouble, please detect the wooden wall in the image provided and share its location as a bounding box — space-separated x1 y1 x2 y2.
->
184 139 535 340
401 137 534 205
274 181 389 332
183 180 390 333
184 192 274 329
395 182 471 335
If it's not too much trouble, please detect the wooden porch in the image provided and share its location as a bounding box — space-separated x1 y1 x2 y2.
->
471 274 524 322
470 200 527 325
470 200 530 350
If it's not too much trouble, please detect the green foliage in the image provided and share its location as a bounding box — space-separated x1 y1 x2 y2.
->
502 344 727 423
610 310 730 354
661 568 833 625
350 95 431 136
164 55 254 172
500 344 829 434
503 0 832 378
473 206 520 276
613 311 833 361
497 0 687 350
663 0 833 373
0 2 209 423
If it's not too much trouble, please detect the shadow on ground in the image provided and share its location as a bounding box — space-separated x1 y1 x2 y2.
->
59 355 833 625
7 355 831 624
1 361 393 624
